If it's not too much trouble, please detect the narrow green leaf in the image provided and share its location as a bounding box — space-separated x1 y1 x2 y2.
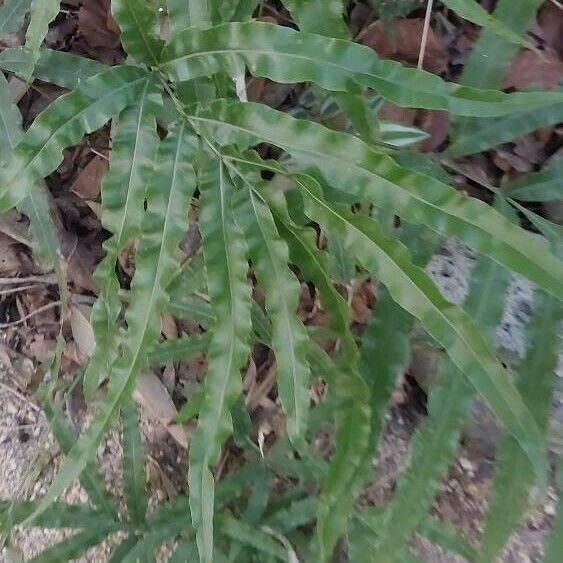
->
167 0 212 32
477 294 562 563
233 181 311 442
370 248 512 558
111 0 164 66
83 80 162 400
0 72 59 266
191 101 563 299
333 90 380 145
107 537 139 563
0 47 107 89
459 0 543 89
41 401 118 516
418 517 477 561
120 522 188 563
24 0 61 76
188 161 252 563
293 175 545 479
244 168 372 558
503 154 563 202
168 538 199 562
122 399 147 526
28 527 114 562
0 0 28 35
174 386 204 423
160 22 563 117
0 500 115 530
0 65 153 213
28 123 197 524
281 0 348 38
447 102 563 157
263 497 317 533
440 0 535 50
452 0 544 148
217 516 287 560
148 333 210 367
0 70 23 158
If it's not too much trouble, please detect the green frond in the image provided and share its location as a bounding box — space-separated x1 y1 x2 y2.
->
111 0 164 66
191 101 563 299
27 123 197 524
477 294 562 562
83 79 162 400
188 161 253 563
0 47 107 89
0 0 29 35
370 248 512 559
122 399 147 526
24 0 61 76
294 176 546 478
233 179 311 442
160 21 563 116
440 0 536 49
504 154 563 202
0 65 155 213
281 0 348 38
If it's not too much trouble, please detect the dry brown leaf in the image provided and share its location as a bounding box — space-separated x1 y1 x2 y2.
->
133 371 188 448
70 156 108 200
537 3 563 57
502 48 563 91
78 0 120 49
360 19 447 74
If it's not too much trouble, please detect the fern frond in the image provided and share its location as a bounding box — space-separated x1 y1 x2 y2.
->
294 175 546 478
0 66 154 212
370 248 512 559
477 294 562 562
160 22 563 116
122 399 147 527
24 0 61 76
459 0 542 89
0 46 107 89
281 0 348 38
188 161 252 563
111 0 164 66
83 79 162 400
243 167 372 557
27 123 197 524
0 72 60 267
504 154 563 202
440 0 535 49
192 101 563 299
447 102 563 157
233 178 311 443
0 0 29 35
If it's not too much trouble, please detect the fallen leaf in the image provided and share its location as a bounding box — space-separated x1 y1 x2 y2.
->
360 19 447 74
502 48 563 90
134 371 189 448
70 156 108 200
78 0 120 49
70 304 95 357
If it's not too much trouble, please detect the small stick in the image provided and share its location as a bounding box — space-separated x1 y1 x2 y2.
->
0 284 43 297
0 301 60 328
0 274 58 285
418 0 435 69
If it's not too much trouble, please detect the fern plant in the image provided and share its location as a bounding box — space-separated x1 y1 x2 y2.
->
1 0 562 561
